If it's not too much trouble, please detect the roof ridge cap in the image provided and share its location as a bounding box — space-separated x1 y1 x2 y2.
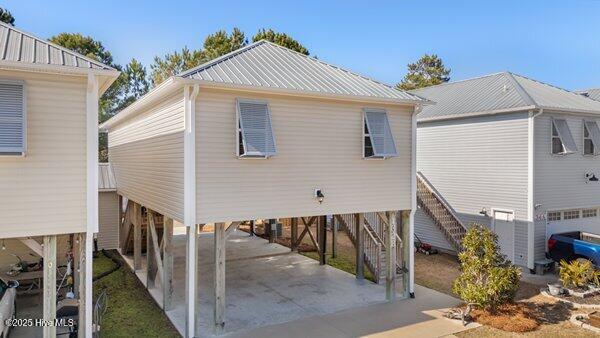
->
179 40 266 77
504 72 537 107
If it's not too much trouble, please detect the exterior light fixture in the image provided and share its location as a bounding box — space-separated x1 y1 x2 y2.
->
315 189 325 204
479 207 488 216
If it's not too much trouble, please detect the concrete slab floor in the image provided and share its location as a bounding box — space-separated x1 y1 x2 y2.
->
226 284 471 338
123 228 396 337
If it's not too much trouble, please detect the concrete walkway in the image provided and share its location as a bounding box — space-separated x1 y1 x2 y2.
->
226 284 475 338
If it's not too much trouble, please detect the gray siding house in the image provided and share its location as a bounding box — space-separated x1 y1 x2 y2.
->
411 72 600 271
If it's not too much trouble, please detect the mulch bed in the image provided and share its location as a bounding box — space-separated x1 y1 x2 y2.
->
470 303 539 332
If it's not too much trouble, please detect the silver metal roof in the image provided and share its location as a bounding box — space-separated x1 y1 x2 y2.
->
412 72 600 121
0 21 115 71
181 40 425 103
98 163 117 192
577 88 600 102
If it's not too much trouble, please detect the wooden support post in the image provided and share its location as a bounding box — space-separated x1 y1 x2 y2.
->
186 224 199 338
249 220 255 236
133 202 142 271
401 210 412 298
355 213 364 280
76 233 86 338
163 217 174 310
386 211 397 301
332 215 337 258
319 216 327 265
214 222 226 334
267 219 275 243
43 235 57 338
146 211 157 289
290 218 298 252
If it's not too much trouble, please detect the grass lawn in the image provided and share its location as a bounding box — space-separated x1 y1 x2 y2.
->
93 251 180 338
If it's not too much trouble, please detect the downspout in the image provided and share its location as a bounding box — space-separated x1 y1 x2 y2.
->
527 108 543 271
409 104 421 297
184 84 200 338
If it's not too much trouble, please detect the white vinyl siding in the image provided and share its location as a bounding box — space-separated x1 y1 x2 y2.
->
98 191 119 249
417 112 530 267
196 88 413 223
414 207 454 252
364 109 397 158
583 120 600 155
551 118 577 154
108 92 185 221
0 70 87 238
0 80 26 155
536 113 600 251
236 99 276 158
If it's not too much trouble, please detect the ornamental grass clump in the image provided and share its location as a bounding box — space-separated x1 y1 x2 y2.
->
452 224 521 311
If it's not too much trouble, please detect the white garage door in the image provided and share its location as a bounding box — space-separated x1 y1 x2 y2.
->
546 209 600 240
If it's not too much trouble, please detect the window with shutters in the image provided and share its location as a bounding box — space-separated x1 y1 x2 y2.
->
0 80 26 155
363 109 397 159
551 118 577 155
583 120 600 156
236 99 276 158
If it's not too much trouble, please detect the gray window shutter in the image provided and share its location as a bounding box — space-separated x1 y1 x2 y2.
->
553 118 577 154
585 120 600 155
0 82 25 154
237 100 276 157
365 110 397 158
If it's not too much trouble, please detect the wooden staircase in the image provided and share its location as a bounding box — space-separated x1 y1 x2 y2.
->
416 172 467 251
335 213 403 284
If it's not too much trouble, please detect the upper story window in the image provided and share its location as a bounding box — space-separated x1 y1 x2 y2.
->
547 211 561 221
0 80 26 155
563 210 580 220
583 120 600 156
363 109 397 159
236 99 276 158
582 208 597 218
551 118 577 155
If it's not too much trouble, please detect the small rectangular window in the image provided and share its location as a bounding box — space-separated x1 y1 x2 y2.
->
363 109 397 159
583 120 600 155
547 211 561 221
236 99 276 158
563 210 580 220
0 81 26 155
551 118 577 155
582 208 597 218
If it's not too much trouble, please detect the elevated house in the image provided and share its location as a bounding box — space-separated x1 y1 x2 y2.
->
411 72 600 272
0 22 119 337
100 40 427 337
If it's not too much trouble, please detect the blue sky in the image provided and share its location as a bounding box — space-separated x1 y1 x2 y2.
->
3 0 600 90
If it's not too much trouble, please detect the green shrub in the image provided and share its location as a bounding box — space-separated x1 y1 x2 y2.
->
452 224 521 310
559 259 600 288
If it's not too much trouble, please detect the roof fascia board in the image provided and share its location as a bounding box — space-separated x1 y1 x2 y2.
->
0 61 120 77
177 77 433 106
417 105 537 123
540 106 600 117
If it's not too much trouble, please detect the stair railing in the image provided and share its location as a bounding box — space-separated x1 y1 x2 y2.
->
363 224 382 283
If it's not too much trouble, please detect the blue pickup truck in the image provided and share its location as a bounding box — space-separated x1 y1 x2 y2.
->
547 231 600 268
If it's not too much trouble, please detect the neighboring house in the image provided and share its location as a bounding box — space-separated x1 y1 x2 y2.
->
411 72 600 272
100 40 427 337
0 22 119 337
578 88 600 102
98 163 119 250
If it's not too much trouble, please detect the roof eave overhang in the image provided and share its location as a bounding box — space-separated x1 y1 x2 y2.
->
538 106 600 117
0 61 120 95
178 77 433 106
417 105 538 123
101 76 433 131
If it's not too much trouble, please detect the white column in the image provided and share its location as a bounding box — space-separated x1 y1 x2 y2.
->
185 224 198 337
